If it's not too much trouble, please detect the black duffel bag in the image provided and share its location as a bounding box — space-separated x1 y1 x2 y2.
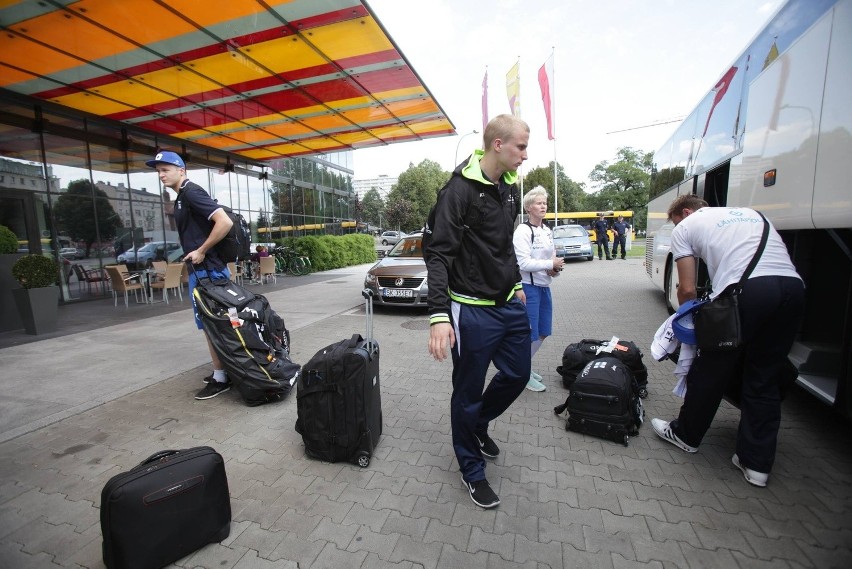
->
557 338 647 390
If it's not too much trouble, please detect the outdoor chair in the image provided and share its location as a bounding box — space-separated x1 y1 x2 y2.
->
227 261 243 286
105 265 147 307
150 263 183 304
71 264 110 294
259 255 276 284
151 260 167 281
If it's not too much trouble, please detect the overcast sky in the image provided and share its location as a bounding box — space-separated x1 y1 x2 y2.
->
354 0 782 189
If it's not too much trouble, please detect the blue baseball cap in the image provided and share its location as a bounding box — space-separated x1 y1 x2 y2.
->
672 298 706 345
146 151 185 169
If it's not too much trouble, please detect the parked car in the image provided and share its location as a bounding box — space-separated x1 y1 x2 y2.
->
59 247 84 260
117 241 181 269
364 236 428 307
380 231 404 246
552 224 594 261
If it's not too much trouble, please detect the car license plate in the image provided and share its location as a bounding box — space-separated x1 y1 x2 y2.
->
383 288 413 298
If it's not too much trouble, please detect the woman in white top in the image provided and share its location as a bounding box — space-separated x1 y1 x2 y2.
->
513 186 565 391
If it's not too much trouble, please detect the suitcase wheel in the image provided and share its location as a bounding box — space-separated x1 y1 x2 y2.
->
356 452 370 468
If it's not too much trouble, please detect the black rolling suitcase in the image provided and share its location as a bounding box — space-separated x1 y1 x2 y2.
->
554 357 644 446
295 290 381 467
191 265 300 406
100 446 231 569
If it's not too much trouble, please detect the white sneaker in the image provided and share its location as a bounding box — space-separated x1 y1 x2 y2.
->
732 454 768 487
531 370 543 381
651 418 698 453
525 374 546 392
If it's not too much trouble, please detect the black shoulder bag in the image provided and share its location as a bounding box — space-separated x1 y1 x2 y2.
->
693 212 769 351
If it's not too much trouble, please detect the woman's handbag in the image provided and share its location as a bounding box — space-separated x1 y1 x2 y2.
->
693 212 769 352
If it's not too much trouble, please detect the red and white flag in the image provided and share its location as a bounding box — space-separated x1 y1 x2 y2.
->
702 65 737 137
538 55 555 140
481 70 489 132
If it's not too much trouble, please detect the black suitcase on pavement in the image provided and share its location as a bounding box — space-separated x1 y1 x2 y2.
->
100 446 231 569
295 290 381 467
557 338 648 390
554 357 644 446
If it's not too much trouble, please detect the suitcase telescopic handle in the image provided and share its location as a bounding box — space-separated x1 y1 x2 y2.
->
361 289 374 343
140 450 180 465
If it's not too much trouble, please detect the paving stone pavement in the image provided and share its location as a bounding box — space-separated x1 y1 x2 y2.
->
1 258 850 568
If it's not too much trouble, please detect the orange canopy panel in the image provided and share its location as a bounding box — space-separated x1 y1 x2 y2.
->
0 0 454 163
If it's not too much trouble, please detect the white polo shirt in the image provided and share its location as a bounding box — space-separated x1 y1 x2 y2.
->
670 207 801 299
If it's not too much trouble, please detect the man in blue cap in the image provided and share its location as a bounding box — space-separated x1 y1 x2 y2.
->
146 150 234 400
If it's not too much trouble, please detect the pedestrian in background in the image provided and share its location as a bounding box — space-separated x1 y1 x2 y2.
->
611 214 629 260
424 114 531 509
147 150 234 401
652 194 804 488
513 186 564 392
593 213 612 260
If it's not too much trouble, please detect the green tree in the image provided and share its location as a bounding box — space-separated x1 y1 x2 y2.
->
360 188 385 227
523 162 586 217
53 179 122 255
587 147 653 230
385 159 449 231
384 200 413 232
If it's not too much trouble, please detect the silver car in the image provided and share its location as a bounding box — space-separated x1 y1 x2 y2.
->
552 224 594 261
380 231 404 246
364 236 428 307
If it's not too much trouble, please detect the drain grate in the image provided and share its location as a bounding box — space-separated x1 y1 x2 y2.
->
401 319 431 331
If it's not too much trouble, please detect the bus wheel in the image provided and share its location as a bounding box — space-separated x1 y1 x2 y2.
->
664 259 678 314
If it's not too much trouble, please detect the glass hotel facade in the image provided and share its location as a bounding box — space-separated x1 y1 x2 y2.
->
0 90 355 305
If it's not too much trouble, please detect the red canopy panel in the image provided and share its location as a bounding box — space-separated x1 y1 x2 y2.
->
0 0 455 162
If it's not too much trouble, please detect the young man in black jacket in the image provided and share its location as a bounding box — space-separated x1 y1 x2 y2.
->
424 114 530 509
147 151 234 400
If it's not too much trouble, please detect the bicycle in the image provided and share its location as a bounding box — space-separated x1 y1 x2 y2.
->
273 247 311 276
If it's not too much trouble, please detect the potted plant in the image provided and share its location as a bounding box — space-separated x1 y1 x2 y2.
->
11 253 60 335
0 224 26 332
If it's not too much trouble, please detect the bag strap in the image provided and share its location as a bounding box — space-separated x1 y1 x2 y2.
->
733 211 770 294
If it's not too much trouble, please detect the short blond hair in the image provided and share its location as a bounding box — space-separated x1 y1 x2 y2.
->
523 186 548 211
483 114 530 150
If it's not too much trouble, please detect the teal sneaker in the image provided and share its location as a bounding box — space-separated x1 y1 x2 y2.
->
526 374 546 392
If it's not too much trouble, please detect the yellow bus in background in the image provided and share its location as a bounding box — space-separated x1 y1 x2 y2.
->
544 210 634 242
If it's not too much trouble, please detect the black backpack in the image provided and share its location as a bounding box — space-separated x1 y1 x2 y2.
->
215 208 251 262
557 338 647 389
554 356 644 446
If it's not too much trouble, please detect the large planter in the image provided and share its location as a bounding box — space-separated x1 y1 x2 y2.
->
12 286 59 335
0 253 24 332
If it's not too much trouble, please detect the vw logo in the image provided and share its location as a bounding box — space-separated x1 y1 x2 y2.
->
395 277 405 287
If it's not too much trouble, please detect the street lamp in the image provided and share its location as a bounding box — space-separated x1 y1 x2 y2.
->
454 129 479 166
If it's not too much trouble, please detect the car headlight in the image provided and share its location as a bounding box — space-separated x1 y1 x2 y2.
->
365 273 376 284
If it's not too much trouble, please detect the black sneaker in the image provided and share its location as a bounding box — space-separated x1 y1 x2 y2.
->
475 433 500 459
202 374 213 384
462 476 500 509
195 381 231 400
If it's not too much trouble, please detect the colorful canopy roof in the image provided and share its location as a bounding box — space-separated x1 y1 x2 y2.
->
0 0 455 163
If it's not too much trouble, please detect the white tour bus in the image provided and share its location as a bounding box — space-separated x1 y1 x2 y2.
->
645 0 852 417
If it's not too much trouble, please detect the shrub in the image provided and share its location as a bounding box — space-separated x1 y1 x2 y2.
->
0 225 18 254
11 255 59 288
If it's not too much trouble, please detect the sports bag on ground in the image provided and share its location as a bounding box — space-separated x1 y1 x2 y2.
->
295 290 381 467
557 338 648 390
101 446 231 569
192 268 300 406
554 356 644 446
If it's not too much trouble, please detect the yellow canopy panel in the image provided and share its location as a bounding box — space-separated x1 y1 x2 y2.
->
0 0 454 163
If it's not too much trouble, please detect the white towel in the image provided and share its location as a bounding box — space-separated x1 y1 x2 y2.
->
652 315 696 398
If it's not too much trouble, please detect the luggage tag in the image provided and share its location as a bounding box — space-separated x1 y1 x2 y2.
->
228 307 243 328
596 336 620 355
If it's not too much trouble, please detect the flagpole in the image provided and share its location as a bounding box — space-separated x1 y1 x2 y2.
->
551 47 557 227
